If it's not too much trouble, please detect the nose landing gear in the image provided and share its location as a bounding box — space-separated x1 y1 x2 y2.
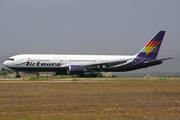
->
15 71 21 78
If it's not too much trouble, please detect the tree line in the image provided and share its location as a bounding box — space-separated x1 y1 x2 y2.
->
0 67 14 76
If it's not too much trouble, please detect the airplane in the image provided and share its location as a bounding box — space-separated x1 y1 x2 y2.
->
3 31 172 78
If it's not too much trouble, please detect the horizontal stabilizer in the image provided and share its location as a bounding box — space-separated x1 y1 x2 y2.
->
144 57 173 64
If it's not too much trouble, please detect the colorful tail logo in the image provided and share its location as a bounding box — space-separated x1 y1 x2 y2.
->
145 40 162 55
137 31 165 59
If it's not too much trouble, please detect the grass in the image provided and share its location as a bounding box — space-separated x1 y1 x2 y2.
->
0 78 180 119
72 78 76 81
28 76 39 81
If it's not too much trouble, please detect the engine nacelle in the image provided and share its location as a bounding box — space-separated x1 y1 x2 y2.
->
67 65 85 75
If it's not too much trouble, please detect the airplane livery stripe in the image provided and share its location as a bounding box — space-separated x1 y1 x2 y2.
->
144 40 162 55
141 47 158 52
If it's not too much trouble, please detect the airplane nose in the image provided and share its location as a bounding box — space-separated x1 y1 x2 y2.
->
3 61 7 66
3 61 9 67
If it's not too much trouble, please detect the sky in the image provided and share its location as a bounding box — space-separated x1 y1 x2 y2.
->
0 0 180 74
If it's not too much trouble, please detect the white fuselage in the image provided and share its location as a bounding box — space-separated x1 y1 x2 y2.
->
3 54 135 69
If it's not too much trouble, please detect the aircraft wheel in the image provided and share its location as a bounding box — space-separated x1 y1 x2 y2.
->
16 74 21 78
92 74 97 77
79 74 88 77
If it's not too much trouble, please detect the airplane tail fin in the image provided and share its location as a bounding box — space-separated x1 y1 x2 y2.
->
136 31 166 59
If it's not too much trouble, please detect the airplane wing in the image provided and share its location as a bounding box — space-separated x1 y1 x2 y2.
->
84 58 133 69
62 57 135 70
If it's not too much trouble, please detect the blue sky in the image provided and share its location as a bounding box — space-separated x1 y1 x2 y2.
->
0 0 180 73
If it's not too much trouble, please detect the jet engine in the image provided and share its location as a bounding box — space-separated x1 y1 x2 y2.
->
67 65 85 74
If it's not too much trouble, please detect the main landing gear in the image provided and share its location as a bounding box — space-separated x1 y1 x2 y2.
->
15 71 21 78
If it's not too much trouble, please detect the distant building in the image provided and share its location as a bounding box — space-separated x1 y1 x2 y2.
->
7 73 16 78
39 72 53 77
102 72 112 77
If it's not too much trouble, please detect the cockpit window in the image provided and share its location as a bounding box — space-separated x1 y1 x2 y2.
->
8 58 14 61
